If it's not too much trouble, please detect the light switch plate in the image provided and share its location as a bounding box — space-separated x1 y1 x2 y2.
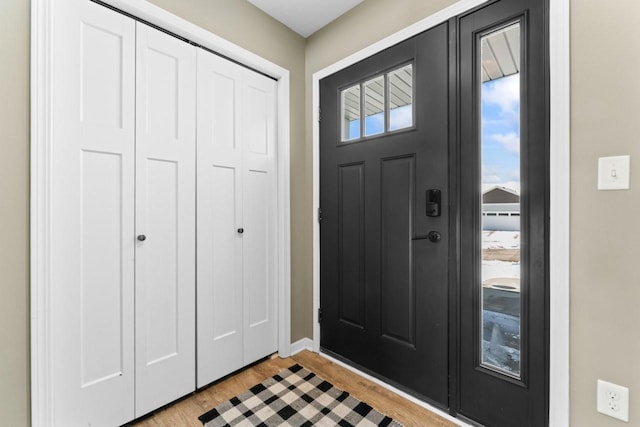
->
598 155 630 190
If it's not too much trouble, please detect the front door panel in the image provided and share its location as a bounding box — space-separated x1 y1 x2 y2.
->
320 23 450 406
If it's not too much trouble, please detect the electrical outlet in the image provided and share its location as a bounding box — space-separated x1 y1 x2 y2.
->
597 379 629 422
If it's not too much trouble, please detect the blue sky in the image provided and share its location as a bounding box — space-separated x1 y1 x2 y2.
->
348 104 412 139
481 74 520 193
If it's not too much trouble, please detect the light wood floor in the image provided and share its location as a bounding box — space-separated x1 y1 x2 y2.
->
128 350 457 427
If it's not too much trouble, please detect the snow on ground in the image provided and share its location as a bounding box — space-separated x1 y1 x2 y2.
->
482 230 520 249
482 260 519 282
482 230 520 282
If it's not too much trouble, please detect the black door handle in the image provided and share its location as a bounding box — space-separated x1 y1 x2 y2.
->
237 228 244 234
137 234 146 242
412 231 442 242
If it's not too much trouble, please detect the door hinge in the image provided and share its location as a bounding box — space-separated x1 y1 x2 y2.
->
318 307 324 323
318 107 322 123
317 207 323 223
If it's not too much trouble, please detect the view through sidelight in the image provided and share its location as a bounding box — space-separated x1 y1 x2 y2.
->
479 22 522 377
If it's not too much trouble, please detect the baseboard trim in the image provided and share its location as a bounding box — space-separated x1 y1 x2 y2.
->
318 351 472 427
289 338 314 356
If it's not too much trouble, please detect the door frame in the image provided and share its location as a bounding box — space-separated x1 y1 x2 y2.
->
30 0 292 424
311 0 570 425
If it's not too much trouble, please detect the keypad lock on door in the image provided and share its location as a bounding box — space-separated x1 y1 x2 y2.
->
426 189 441 217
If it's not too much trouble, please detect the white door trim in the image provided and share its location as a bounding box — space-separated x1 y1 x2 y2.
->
30 0 291 424
311 0 570 426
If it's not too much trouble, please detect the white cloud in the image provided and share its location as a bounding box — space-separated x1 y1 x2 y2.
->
482 164 520 192
482 74 520 118
482 166 502 184
491 132 520 155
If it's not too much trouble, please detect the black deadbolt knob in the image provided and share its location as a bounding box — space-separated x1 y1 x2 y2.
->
237 228 244 234
137 235 146 242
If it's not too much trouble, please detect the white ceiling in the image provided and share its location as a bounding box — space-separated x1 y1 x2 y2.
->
247 0 364 38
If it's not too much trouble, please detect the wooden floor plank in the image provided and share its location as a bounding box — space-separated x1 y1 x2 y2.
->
128 351 458 427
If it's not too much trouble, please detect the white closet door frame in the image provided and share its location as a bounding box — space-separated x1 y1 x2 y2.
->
32 0 291 425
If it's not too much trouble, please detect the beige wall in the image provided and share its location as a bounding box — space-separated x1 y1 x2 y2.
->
0 0 31 426
570 1 640 425
5 0 640 426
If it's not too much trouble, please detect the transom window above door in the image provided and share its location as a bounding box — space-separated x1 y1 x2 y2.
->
340 63 414 142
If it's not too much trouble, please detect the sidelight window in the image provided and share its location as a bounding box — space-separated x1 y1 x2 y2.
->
479 22 522 378
340 63 413 142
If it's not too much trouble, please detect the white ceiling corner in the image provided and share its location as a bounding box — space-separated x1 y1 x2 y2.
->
247 0 364 38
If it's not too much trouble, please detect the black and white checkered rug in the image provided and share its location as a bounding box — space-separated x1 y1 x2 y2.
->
199 364 402 426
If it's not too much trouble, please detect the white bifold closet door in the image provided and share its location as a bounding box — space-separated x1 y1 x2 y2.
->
49 0 275 422
50 2 197 423
196 49 278 387
134 22 197 416
51 1 136 425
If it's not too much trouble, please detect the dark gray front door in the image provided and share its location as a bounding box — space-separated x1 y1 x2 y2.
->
319 22 450 407
319 2 549 425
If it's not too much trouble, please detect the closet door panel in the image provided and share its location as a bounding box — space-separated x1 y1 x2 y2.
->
80 151 127 380
143 159 179 361
196 50 244 387
244 170 270 323
51 1 136 425
135 22 196 416
242 72 278 364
